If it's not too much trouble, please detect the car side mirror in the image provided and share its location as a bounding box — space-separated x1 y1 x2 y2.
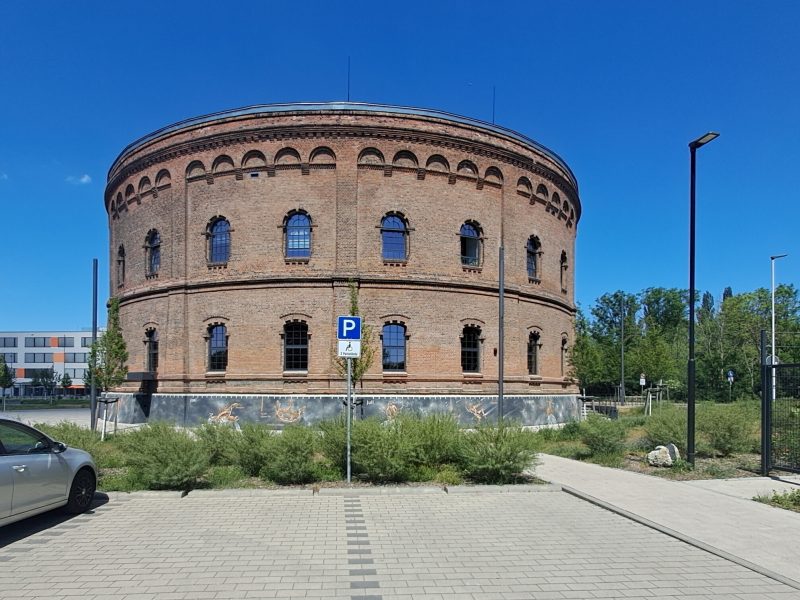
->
52 442 67 454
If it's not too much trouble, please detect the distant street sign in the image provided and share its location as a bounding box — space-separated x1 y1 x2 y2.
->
727 369 735 383
337 316 362 341
338 340 361 358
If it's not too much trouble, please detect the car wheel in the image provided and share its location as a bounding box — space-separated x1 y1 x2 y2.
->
66 468 96 514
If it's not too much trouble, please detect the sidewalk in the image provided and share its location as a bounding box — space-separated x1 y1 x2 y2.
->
536 454 800 588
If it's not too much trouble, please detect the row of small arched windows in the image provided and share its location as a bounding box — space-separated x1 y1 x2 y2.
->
112 149 575 229
142 324 568 376
117 213 568 292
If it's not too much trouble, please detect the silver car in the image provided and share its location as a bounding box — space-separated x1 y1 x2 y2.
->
0 417 97 527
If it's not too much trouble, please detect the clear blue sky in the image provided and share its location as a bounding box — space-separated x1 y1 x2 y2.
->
1 1 797 330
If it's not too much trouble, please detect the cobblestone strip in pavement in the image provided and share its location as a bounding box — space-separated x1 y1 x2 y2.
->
1 489 799 599
344 495 381 600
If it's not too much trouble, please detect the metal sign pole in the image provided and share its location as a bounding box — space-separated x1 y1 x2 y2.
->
346 357 352 484
90 258 98 431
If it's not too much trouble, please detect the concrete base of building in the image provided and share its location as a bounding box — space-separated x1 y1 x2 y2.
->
112 393 580 428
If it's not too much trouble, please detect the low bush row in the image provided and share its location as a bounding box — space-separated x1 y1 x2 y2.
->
529 401 760 466
37 414 539 491
642 401 759 457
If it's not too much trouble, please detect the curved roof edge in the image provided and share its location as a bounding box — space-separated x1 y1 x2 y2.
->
109 102 578 190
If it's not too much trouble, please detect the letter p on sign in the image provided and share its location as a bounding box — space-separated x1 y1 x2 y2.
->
337 316 362 340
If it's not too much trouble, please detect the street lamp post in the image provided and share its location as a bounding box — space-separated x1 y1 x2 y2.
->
771 254 788 401
688 131 719 467
620 296 625 405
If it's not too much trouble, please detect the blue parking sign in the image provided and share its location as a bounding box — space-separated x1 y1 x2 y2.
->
337 316 362 340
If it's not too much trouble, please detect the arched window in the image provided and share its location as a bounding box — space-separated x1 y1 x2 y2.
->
460 222 482 267
207 324 228 372
208 218 231 264
461 325 482 373
526 236 541 281
146 230 161 276
382 323 406 371
284 322 308 371
561 336 568 376
145 329 159 372
560 251 569 293
381 214 408 261
527 331 541 375
116 246 125 287
284 212 311 258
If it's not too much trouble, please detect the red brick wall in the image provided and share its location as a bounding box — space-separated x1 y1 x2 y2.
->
107 107 580 396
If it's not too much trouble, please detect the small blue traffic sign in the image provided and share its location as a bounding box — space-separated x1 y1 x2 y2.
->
337 316 362 340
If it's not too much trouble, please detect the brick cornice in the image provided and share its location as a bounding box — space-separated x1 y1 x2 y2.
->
106 123 581 220
116 273 576 315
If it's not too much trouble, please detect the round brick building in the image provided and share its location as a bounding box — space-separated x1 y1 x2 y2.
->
105 103 581 426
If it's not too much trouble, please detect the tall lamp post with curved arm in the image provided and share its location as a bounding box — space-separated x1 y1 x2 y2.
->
688 131 719 467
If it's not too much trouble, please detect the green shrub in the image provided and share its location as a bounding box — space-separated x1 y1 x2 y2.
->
698 403 753 457
579 414 626 457
35 421 99 450
700 462 736 478
619 413 647 427
196 423 240 466
643 405 687 453
120 423 209 490
233 423 276 476
460 423 537 484
351 418 415 482
260 425 322 485
411 465 438 482
559 420 582 441
206 465 248 488
535 427 559 443
546 441 588 459
434 465 463 486
755 488 800 512
401 413 463 468
317 417 347 477
34 421 125 466
98 469 138 492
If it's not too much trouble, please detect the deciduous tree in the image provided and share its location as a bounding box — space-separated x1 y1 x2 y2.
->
89 297 129 392
333 281 376 389
0 356 14 398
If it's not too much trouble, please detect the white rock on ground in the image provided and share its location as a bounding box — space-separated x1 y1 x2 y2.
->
646 445 673 467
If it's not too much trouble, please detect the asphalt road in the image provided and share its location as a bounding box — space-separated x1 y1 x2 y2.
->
1 408 91 428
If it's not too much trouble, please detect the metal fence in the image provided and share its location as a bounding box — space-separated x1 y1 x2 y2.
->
761 330 800 474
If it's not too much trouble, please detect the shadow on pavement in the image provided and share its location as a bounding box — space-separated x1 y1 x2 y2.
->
770 475 800 487
0 493 109 548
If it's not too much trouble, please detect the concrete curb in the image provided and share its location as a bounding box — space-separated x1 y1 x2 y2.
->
105 483 562 500
562 485 800 592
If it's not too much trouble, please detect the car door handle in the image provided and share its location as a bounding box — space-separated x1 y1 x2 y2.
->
12 465 27 472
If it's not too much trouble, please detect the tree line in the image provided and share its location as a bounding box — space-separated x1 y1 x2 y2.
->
570 284 800 401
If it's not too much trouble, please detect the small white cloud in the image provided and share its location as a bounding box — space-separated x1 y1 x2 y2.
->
66 174 92 185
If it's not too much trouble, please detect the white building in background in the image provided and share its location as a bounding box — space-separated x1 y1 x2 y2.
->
0 330 98 396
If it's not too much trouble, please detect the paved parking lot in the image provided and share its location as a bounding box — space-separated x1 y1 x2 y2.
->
1 487 798 600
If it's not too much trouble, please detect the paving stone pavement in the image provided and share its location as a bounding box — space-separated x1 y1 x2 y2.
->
1 488 799 600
